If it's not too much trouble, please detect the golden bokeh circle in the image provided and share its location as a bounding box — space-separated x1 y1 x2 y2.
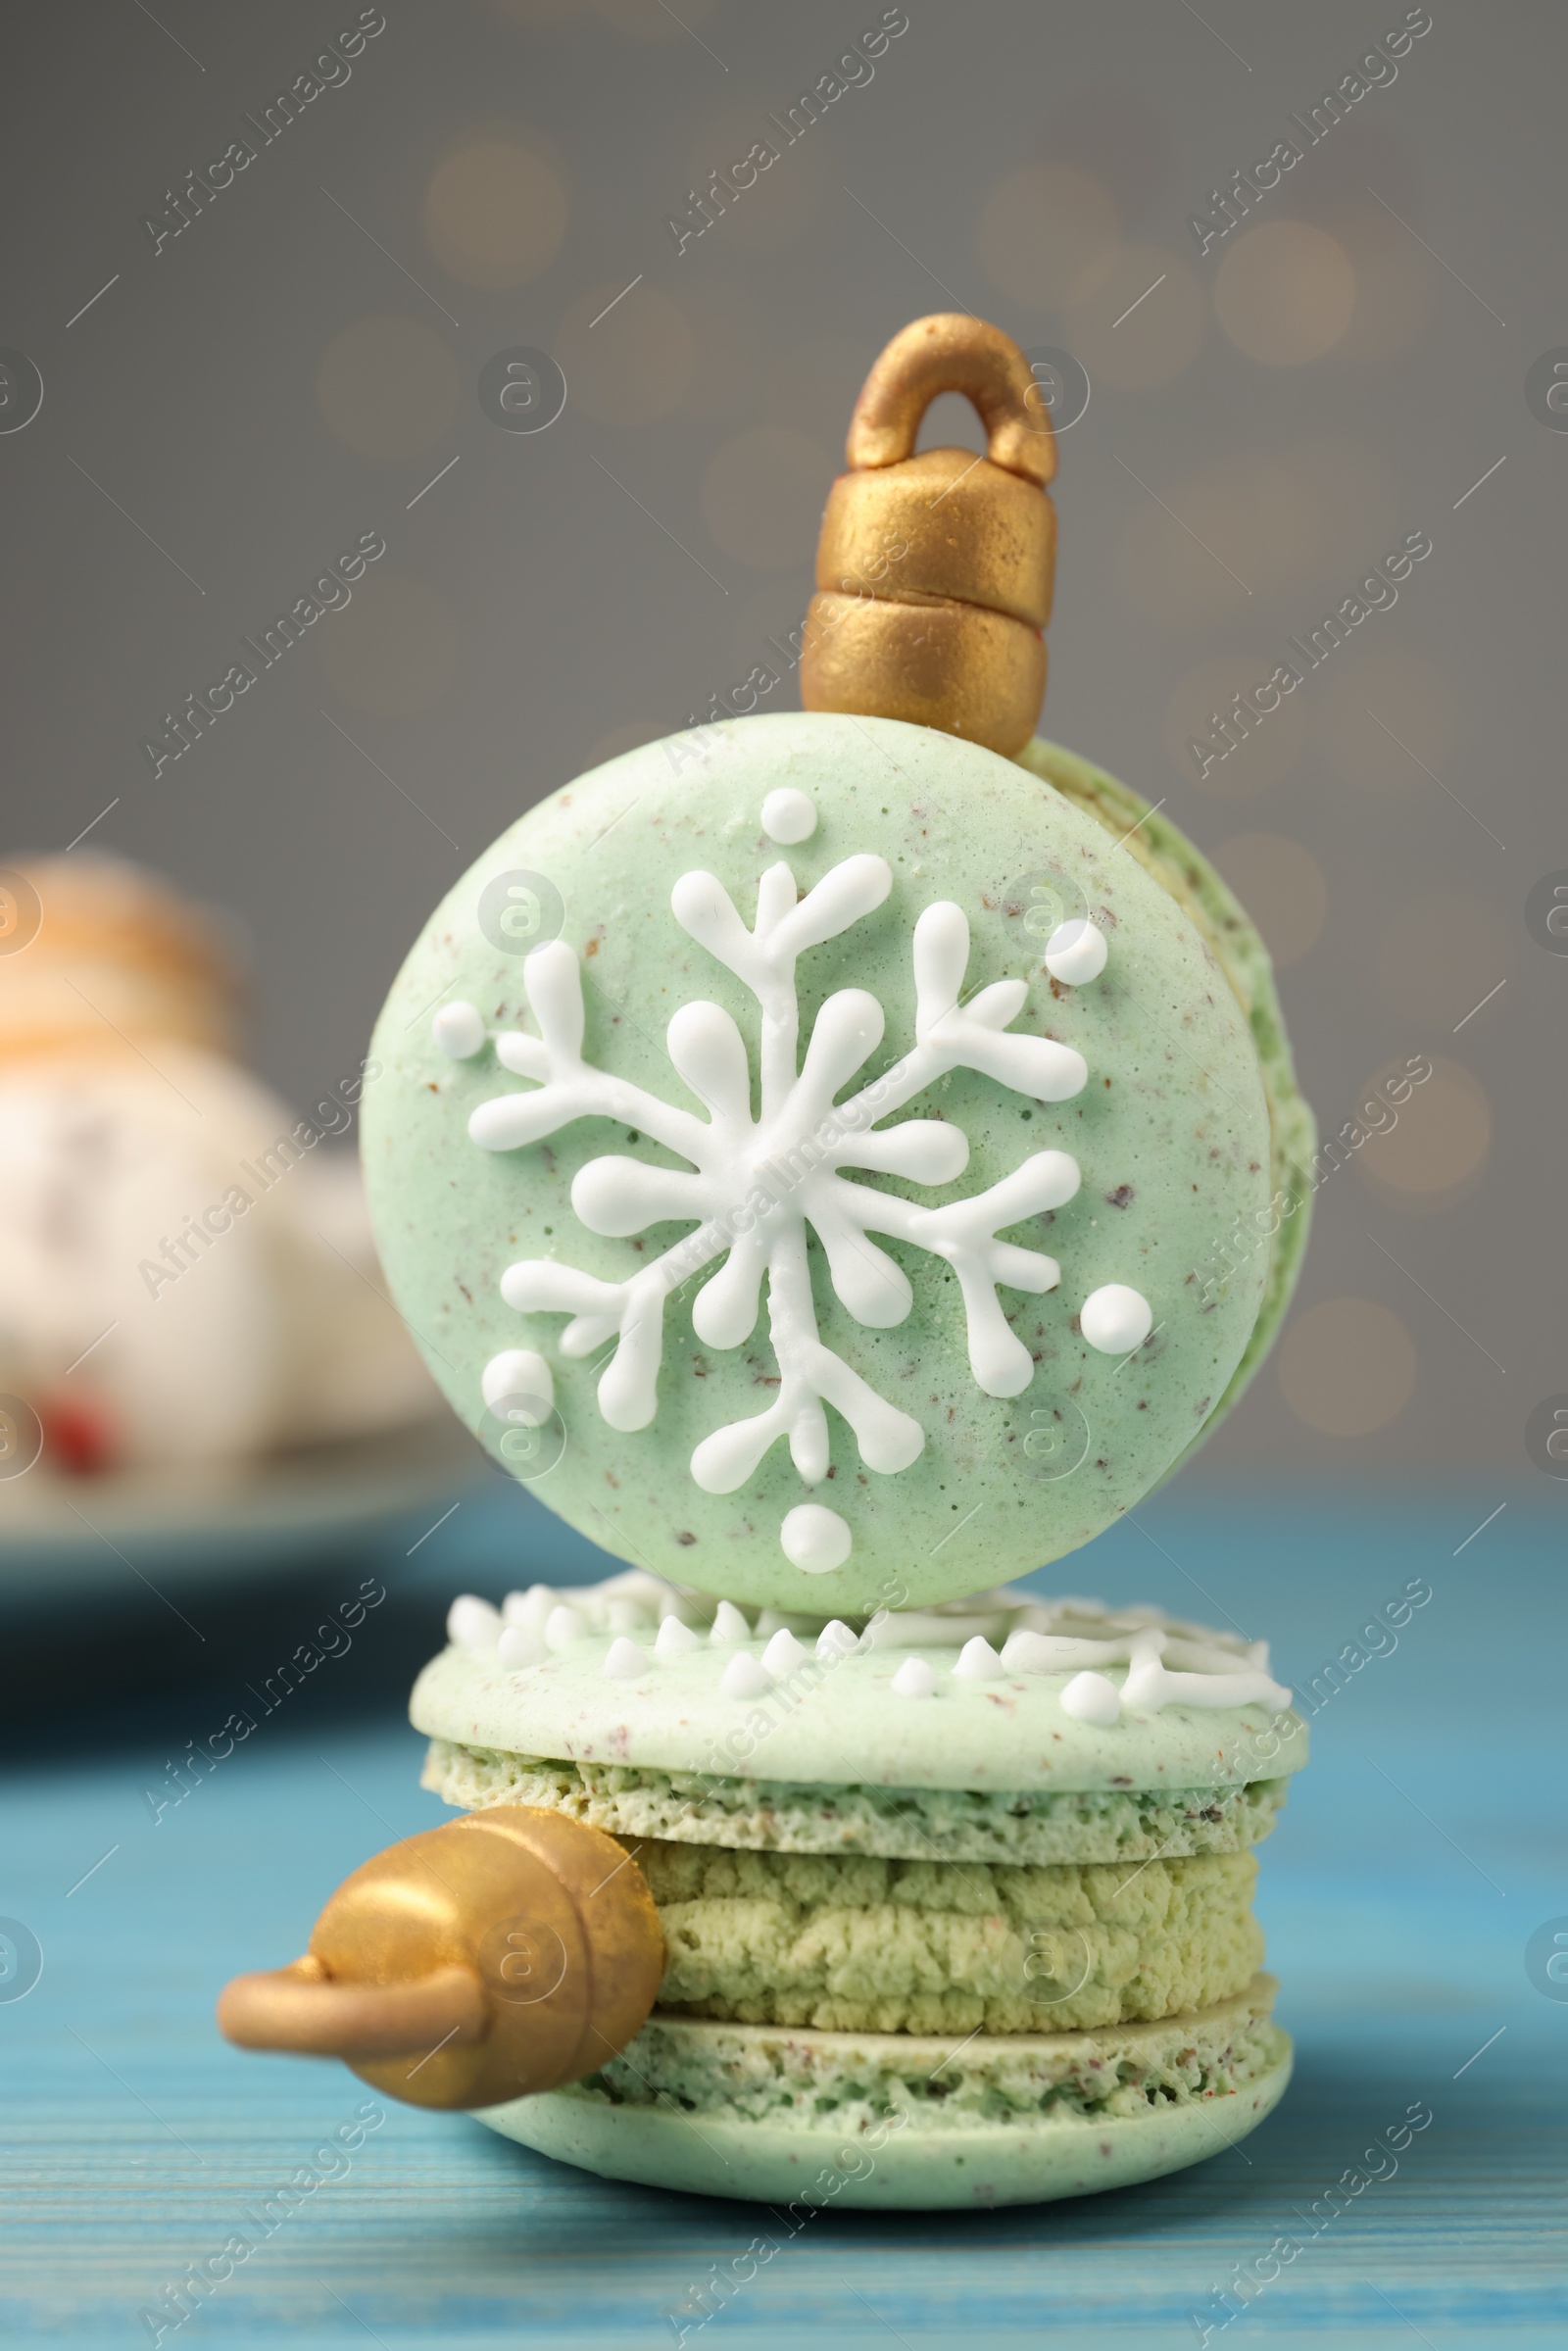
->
487 0 587 24
1212 832 1327 967
975 162 1119 310
1162 655 1308 795
700 426 833 569
488 0 723 27
318 568 460 718
1063 243 1204 388
1355 1056 1492 1208
676 102 831 253
1117 441 1395 633
317 316 460 465
556 282 695 425
1280 439 1398 581
1215 221 1357 366
594 0 723 37
1317 651 1455 793
423 140 567 290
1328 203 1438 365
1376 893 1512 1028
1278 1298 1416 1436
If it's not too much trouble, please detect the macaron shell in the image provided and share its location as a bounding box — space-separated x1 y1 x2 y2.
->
1015 736 1315 1448
365 712 1276 1612
475 2032 1293 2209
410 1638 1308 1794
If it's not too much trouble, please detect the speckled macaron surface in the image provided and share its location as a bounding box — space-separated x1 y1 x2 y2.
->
413 1574 1308 1800
476 2002 1293 2209
366 712 1278 1612
1015 737 1315 1454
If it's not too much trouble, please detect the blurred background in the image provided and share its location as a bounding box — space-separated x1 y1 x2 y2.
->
6 0 1558 1515
2 8 1564 2341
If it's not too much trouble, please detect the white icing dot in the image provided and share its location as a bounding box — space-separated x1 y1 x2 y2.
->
603 1636 649 1681
433 1000 486 1059
497 1625 546 1671
1000 1628 1055 1674
780 1503 852 1574
891 1656 938 1700
655 1614 701 1660
1080 1284 1154 1355
953 1636 1005 1682
1060 1670 1122 1725
482 1350 554 1415
545 1604 590 1650
721 1650 773 1699
503 1584 554 1632
710 1599 752 1645
1044 919 1107 985
761 1627 809 1677
760 787 816 845
447 1594 502 1651
815 1619 859 1661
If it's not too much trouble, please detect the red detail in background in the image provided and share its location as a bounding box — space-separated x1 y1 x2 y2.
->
38 1393 118 1477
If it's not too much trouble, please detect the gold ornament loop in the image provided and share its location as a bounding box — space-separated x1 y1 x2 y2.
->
844 312 1057 484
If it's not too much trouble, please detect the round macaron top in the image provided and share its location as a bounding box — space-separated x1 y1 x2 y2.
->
366 712 1275 1613
412 1571 1307 1797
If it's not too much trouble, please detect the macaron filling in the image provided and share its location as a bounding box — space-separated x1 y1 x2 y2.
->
638 1840 1261 2035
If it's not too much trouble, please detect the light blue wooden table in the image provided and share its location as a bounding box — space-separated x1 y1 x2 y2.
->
3 1484 1563 2347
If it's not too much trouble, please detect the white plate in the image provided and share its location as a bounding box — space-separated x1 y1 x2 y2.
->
0 1414 486 1601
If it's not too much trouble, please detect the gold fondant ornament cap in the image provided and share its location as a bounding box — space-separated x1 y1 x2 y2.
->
800 315 1058 759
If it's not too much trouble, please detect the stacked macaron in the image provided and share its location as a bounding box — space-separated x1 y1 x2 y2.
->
416 1568 1304 2206
194 311 1316 2205
362 706 1313 2202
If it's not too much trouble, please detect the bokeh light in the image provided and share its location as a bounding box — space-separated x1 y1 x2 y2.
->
556 282 695 425
1278 1298 1416 1435
318 568 461 717
595 0 724 38
1317 651 1456 793
1376 892 1512 1029
1063 243 1204 388
1215 221 1358 366
674 100 832 251
700 426 833 568
317 316 460 464
975 162 1119 309
1355 1055 1492 1208
423 139 567 289
1162 655 1308 795
1327 202 1439 365
1116 443 1395 635
1212 833 1327 967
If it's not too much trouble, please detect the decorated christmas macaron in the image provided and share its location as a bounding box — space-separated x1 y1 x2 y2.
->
222 315 1314 2214
415 1567 1306 2209
366 712 1307 1615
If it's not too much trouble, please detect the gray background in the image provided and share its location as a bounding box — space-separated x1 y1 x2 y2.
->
3 0 1560 1488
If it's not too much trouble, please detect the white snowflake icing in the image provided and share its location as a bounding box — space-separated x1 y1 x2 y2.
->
452 841 1149 1551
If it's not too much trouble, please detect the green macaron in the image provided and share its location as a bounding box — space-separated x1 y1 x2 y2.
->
365 712 1310 1613
417 1567 1305 2208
